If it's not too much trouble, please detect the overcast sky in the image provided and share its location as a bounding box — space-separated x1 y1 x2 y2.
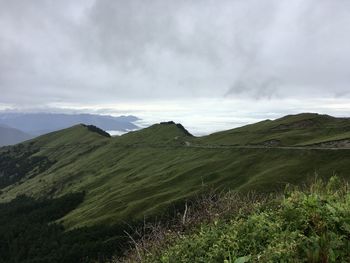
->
0 0 349 133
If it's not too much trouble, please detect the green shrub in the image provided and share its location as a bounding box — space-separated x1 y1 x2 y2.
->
143 177 350 263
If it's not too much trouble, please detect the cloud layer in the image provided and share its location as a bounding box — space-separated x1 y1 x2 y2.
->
0 0 349 106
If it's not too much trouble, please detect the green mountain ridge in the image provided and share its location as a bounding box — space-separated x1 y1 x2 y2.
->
200 113 350 146
0 113 349 229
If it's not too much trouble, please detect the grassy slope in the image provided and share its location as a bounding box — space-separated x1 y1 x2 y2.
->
0 114 350 229
198 113 350 146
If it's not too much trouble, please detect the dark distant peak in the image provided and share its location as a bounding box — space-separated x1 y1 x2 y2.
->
0 123 10 128
0 112 139 135
118 115 140 122
160 121 176 125
81 124 111 138
159 121 193 136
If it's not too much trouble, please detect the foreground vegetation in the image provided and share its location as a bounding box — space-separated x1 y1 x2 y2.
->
121 177 350 262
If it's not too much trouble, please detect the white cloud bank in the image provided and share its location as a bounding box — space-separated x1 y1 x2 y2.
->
16 98 349 136
0 0 349 133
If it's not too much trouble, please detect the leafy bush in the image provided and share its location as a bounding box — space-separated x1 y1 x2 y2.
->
141 177 350 263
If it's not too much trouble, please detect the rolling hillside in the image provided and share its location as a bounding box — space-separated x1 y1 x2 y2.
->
198 113 350 146
0 113 349 230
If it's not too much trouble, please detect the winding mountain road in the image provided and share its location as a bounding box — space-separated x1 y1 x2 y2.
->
184 143 350 151
20 141 350 151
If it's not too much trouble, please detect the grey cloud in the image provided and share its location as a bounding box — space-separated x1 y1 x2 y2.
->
0 0 349 107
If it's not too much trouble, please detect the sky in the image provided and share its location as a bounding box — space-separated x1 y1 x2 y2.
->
0 0 350 135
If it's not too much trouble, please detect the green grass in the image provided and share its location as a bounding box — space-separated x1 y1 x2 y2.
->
140 177 350 263
198 113 350 146
0 113 350 229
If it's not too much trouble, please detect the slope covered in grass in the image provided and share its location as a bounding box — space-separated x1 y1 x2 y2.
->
198 113 350 146
0 113 349 230
0 192 134 263
0 124 110 198
139 177 350 263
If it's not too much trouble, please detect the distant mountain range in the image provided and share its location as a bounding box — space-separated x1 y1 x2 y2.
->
0 125 33 146
0 113 139 146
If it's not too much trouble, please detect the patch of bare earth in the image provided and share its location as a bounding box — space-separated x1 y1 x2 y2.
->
309 139 350 148
258 139 281 147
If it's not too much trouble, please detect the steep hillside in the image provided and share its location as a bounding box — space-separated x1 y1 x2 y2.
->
0 125 110 193
0 125 32 146
115 121 193 144
0 113 349 230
